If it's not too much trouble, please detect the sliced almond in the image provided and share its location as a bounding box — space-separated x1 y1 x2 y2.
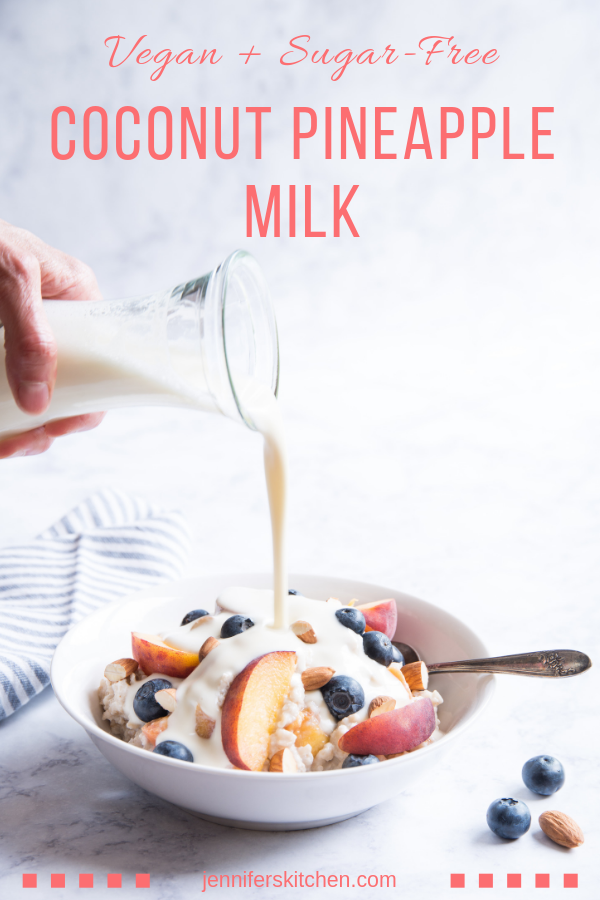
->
269 748 298 773
388 662 412 696
199 635 220 661
104 658 139 683
302 666 335 691
141 717 168 749
195 703 216 739
291 620 317 644
401 661 429 692
347 599 357 607
190 615 214 631
155 688 177 712
539 810 584 848
368 695 396 718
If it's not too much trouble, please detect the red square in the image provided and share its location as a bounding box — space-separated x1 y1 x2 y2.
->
564 874 578 888
51 874 65 888
536 874 550 888
450 873 465 888
479 874 494 888
22 874 37 888
507 874 522 888
136 874 151 888
79 874 94 888
108 873 122 888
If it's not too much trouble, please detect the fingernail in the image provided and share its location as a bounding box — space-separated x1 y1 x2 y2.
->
17 382 50 414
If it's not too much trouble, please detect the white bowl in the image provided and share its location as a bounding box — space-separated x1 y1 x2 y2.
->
51 574 494 830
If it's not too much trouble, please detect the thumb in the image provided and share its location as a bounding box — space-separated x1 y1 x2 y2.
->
0 250 57 415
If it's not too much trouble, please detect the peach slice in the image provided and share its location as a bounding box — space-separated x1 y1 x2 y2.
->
141 717 169 749
338 696 435 756
131 632 199 678
355 598 397 639
221 651 297 771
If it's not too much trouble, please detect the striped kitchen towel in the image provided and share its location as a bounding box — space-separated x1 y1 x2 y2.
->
0 488 191 721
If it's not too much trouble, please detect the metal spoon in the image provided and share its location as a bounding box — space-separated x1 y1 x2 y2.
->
392 643 592 677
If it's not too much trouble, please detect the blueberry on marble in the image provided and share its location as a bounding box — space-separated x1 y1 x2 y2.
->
522 755 565 796
133 679 173 722
342 754 379 769
486 798 531 839
220 615 255 639
362 631 394 666
180 608 210 626
321 675 365 720
335 607 366 635
153 740 194 762
390 643 405 666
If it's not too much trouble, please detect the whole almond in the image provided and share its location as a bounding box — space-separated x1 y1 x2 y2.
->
199 635 220 661
155 688 177 712
269 748 298 773
195 703 216 739
539 811 584 848
291 620 317 644
401 661 429 692
302 666 335 691
368 695 396 718
104 658 139 683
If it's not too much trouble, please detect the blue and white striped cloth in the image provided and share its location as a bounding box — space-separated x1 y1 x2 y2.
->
0 488 191 721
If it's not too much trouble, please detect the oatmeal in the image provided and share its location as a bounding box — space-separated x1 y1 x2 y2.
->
99 588 443 771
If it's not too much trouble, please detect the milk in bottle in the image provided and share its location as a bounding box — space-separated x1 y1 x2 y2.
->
0 251 289 625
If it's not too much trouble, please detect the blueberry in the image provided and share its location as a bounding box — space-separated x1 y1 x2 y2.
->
335 607 366 635
180 608 210 626
153 740 194 762
321 675 365 720
342 754 379 769
362 631 394 666
220 615 255 638
288 589 299 595
486 798 531 840
133 679 173 722
390 643 405 666
522 755 565 796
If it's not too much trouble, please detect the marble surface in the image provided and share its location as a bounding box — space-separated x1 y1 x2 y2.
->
1 1 599 897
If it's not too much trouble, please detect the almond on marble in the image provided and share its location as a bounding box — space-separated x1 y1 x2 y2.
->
539 811 584 848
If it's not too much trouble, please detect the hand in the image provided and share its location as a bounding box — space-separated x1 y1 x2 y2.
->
0 220 105 459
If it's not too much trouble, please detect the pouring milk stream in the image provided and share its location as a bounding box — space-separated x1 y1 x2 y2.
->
0 250 290 627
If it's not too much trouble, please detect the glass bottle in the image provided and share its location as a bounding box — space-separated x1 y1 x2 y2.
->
0 250 279 438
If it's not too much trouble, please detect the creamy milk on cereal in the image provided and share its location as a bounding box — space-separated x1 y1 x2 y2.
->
100 589 442 772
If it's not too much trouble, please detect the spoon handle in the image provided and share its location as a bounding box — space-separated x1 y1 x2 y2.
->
427 649 592 677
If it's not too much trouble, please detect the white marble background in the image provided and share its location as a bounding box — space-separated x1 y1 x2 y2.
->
0 1 599 897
